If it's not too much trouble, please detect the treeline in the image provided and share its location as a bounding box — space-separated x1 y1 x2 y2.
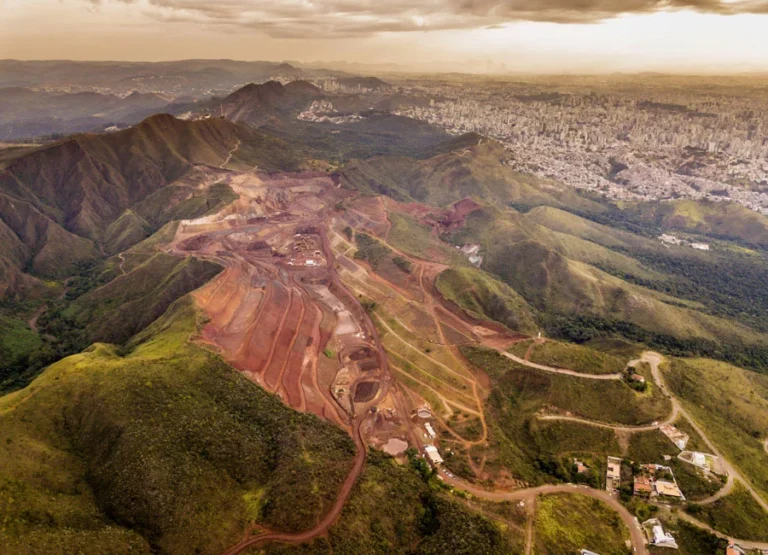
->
0 261 107 393
591 240 768 332
542 313 768 373
353 232 393 270
0 302 89 394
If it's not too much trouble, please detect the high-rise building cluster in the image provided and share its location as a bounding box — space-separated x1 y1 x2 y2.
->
393 79 768 213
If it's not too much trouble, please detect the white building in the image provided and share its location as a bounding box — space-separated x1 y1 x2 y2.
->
424 423 437 439
424 445 444 465
644 519 679 549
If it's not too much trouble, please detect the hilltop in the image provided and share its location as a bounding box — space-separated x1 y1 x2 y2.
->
0 114 299 276
1 85 768 554
220 80 322 126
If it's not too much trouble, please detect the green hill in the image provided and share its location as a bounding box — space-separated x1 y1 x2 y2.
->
435 267 538 334
67 253 222 344
338 140 601 210
0 297 356 554
664 357 768 502
461 346 670 484
524 205 656 251
0 114 299 290
508 339 630 375
625 199 768 248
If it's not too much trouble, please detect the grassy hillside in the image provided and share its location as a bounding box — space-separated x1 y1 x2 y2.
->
327 451 520 555
687 483 768 542
1 251 221 393
625 199 768 249
263 450 523 555
0 297 356 554
524 205 654 251
508 339 629 375
462 346 670 484
534 203 768 336
103 209 152 254
0 313 42 383
353 232 395 271
533 493 631 555
0 193 99 278
67 253 222 344
663 358 768 502
436 267 538 334
339 140 600 209
385 212 469 266
132 182 238 230
469 347 670 427
455 212 768 356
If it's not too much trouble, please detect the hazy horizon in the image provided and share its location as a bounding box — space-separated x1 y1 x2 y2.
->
4 0 768 75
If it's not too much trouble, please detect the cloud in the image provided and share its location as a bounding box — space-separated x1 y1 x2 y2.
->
91 0 768 37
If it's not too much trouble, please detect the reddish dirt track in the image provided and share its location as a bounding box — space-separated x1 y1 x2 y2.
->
170 175 654 555
219 416 369 555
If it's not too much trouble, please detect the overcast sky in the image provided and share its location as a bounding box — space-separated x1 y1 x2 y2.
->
3 0 768 73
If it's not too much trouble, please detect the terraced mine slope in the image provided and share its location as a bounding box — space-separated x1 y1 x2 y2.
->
3 106 768 555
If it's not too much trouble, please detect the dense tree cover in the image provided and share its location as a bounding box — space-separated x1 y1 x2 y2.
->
0 261 104 392
354 232 394 270
392 256 412 274
541 313 768 373
605 246 768 331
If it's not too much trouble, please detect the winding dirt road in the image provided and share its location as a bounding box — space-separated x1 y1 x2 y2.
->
220 415 368 555
501 350 623 380
219 140 241 169
647 352 768 514
438 476 648 555
676 512 768 550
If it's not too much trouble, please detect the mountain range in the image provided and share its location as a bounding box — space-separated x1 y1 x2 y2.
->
1 76 768 554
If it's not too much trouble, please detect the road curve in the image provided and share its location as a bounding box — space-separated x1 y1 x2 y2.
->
500 351 623 380
676 512 768 550
439 474 648 555
647 352 768 514
536 402 679 432
220 415 367 555
695 472 735 505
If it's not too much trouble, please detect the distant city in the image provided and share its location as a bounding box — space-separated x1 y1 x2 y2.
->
390 77 768 213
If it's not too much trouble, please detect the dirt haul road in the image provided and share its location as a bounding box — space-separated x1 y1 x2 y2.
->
172 185 756 554
220 415 368 555
219 232 395 555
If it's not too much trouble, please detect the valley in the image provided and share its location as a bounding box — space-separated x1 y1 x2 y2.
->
137 155 766 554
1 79 768 555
